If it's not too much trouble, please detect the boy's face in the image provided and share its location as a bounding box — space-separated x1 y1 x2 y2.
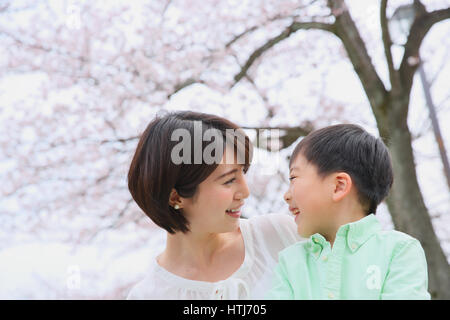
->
284 153 335 238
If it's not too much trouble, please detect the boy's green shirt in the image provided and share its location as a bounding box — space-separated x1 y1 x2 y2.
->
266 214 431 300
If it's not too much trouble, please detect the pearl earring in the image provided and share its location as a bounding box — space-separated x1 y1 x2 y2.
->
174 204 180 210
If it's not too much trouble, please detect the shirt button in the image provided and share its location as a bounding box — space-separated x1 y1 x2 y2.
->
322 255 328 261
351 243 357 250
328 292 335 299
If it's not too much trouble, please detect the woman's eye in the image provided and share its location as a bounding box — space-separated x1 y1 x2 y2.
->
224 178 236 185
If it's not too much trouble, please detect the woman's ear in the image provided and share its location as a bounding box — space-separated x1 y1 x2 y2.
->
331 172 352 202
169 188 183 209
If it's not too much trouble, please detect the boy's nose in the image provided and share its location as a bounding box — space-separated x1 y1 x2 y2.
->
284 190 291 203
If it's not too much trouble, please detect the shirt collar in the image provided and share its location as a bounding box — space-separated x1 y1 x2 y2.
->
307 214 381 256
345 214 381 252
308 233 327 259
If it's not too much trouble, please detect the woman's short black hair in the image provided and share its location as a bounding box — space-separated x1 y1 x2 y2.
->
127 111 253 234
290 124 393 215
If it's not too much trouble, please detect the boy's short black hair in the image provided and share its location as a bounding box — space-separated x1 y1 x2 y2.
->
127 111 252 234
290 124 393 215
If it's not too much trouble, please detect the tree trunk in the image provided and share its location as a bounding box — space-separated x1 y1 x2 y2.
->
232 0 450 299
382 102 450 299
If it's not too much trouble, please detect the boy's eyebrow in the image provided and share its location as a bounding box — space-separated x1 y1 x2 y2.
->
215 168 238 181
289 166 298 173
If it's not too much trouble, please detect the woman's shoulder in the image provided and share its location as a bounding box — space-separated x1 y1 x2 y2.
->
126 258 175 299
241 213 304 255
244 212 289 225
126 271 160 300
245 213 298 236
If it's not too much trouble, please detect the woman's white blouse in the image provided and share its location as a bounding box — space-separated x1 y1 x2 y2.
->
126 213 303 300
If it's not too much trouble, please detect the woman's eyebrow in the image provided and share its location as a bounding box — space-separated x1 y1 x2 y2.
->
215 168 238 181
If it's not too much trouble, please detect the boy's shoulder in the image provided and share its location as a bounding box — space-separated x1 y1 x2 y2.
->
278 229 422 259
375 229 423 255
376 228 420 245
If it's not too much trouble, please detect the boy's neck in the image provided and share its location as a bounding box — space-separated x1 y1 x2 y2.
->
322 208 367 249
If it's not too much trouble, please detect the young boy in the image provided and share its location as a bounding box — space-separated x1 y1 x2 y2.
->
266 124 431 300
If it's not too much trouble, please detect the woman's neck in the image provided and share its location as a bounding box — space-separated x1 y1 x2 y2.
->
160 230 230 270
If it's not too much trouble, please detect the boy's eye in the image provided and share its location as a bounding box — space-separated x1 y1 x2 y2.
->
224 178 236 185
289 176 296 181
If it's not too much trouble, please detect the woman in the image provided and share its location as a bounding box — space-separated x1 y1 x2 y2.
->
126 111 302 299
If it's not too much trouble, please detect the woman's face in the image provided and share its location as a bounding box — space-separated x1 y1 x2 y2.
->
181 149 250 234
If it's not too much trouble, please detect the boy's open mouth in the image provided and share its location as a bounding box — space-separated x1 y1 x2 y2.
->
289 207 301 220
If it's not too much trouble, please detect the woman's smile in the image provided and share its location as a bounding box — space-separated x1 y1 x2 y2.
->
225 203 244 218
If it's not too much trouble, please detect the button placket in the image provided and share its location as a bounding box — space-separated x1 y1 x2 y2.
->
323 233 346 300
311 236 325 259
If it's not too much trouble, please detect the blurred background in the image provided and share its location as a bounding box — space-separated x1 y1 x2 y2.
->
0 0 449 299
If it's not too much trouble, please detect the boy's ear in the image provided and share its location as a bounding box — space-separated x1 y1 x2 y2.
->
331 172 352 202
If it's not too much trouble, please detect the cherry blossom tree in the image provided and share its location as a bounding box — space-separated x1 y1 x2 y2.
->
1 0 449 298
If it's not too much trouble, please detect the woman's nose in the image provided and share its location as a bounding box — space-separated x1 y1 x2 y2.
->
236 178 250 200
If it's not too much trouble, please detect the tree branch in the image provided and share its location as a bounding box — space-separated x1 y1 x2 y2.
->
226 0 321 48
380 0 401 92
232 21 334 86
226 26 259 48
399 5 450 96
100 136 139 145
327 0 388 116
241 125 313 149
167 78 204 98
